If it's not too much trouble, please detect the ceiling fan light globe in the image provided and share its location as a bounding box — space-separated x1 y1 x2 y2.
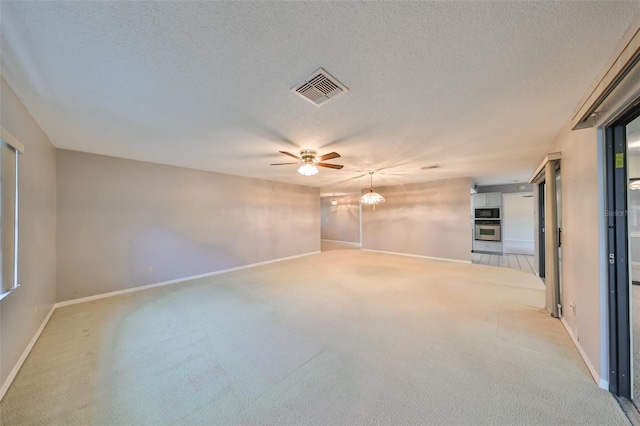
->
298 163 319 176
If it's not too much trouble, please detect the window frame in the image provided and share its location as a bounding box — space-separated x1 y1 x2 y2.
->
0 126 24 301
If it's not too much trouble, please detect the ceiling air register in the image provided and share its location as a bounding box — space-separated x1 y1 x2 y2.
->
292 68 349 107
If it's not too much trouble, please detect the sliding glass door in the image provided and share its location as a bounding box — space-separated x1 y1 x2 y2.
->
606 104 640 403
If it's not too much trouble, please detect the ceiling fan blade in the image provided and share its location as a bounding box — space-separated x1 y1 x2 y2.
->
318 152 340 161
270 162 299 166
317 163 344 169
279 151 300 160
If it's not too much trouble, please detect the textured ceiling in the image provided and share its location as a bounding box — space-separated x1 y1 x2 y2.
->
1 1 639 195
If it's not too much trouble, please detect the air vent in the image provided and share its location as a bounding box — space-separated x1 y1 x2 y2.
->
292 68 348 107
421 164 441 170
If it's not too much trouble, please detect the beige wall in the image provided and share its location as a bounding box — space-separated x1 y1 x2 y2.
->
0 78 57 388
320 194 361 243
538 48 640 386
552 125 602 380
362 177 472 262
56 150 320 302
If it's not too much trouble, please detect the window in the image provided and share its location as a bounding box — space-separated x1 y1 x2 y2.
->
0 127 23 300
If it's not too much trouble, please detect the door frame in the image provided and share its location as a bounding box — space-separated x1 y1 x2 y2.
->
605 104 640 398
538 182 546 278
529 153 562 316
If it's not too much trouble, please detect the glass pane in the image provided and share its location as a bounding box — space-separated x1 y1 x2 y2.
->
629 115 640 284
479 229 495 236
0 141 3 292
626 113 640 406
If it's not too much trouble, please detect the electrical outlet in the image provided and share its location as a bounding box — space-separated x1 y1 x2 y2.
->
570 303 576 314
147 267 153 274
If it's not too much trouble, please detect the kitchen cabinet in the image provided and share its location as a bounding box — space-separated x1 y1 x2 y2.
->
473 240 503 253
472 192 502 208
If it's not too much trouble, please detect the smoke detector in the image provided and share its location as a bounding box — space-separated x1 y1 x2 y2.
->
292 68 349 107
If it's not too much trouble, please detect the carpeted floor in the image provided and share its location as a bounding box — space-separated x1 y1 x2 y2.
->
0 250 629 425
320 239 361 251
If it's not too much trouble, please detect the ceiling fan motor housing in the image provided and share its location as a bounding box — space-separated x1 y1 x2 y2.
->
300 149 318 163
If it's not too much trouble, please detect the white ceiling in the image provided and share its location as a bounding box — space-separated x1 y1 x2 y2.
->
2 2 639 195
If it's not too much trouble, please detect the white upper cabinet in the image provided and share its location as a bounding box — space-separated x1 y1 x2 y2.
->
472 192 502 207
485 192 502 207
472 193 486 207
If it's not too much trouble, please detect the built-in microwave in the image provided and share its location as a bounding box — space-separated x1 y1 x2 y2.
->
474 208 500 219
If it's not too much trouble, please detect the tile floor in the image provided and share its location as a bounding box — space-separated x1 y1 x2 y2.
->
471 252 537 274
321 240 538 275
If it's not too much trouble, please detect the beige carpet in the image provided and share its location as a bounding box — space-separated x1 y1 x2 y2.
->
0 250 628 425
320 239 361 251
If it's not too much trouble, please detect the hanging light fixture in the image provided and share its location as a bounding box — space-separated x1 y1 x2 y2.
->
330 194 338 206
360 171 385 208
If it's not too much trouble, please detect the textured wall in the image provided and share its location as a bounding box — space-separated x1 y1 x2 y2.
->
361 177 472 262
56 150 320 302
0 78 57 389
320 194 361 243
540 43 640 385
550 124 602 382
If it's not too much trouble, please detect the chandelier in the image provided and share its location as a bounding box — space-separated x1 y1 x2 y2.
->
360 171 385 208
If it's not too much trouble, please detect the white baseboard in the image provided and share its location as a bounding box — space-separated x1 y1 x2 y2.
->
321 239 361 247
502 239 535 256
599 378 609 389
362 249 471 264
56 251 321 308
560 317 608 390
0 304 56 401
1 251 321 401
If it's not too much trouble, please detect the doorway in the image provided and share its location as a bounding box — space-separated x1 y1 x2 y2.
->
538 182 546 278
606 103 640 404
556 169 562 293
532 157 562 316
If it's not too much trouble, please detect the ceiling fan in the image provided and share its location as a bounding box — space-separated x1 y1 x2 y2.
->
270 149 344 176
